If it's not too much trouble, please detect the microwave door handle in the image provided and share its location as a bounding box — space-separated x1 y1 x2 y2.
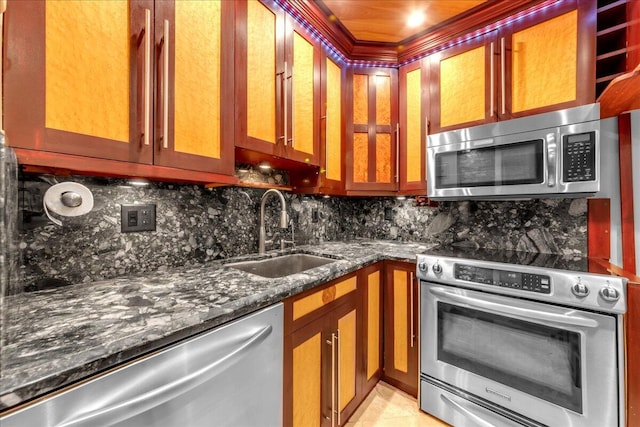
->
547 132 557 187
429 287 599 328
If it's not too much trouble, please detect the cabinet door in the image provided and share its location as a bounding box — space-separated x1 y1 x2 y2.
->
285 18 320 165
152 0 234 175
319 53 345 194
429 32 497 134
346 67 399 193
399 59 428 194
383 261 418 397
285 298 359 426
501 0 595 119
286 314 331 427
360 263 383 397
4 0 153 163
235 0 283 157
291 51 343 194
334 295 359 425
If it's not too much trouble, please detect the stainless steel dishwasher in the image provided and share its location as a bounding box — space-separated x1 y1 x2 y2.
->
1 303 283 427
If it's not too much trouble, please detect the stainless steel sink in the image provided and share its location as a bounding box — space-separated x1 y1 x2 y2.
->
226 253 336 278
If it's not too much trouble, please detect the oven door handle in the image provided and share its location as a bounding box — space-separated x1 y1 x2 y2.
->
429 287 599 328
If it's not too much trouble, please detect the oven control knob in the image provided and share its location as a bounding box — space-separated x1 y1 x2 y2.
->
432 263 443 275
599 286 620 302
418 262 428 273
571 282 589 298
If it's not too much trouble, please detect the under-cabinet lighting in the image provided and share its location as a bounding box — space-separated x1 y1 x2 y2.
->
129 179 150 187
396 196 407 201
258 163 272 172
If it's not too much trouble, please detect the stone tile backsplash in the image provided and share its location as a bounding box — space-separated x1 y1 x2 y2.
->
14 175 587 292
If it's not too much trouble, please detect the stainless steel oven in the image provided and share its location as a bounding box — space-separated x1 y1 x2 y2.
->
426 103 601 201
417 251 626 427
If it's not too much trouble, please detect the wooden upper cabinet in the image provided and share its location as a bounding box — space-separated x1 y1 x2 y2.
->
429 0 595 134
429 31 497 134
152 0 235 175
236 0 319 166
3 0 235 180
287 20 321 165
4 0 153 163
289 50 344 194
236 0 281 155
346 67 399 193
316 52 345 194
399 59 429 194
501 0 595 120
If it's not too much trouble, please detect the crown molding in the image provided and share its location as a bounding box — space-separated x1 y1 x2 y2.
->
283 0 549 66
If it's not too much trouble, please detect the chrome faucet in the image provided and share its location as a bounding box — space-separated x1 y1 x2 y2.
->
259 189 289 254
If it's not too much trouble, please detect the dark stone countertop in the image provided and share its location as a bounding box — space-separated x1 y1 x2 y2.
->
0 240 433 411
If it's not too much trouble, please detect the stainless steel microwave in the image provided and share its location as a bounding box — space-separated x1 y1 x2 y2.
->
427 104 600 200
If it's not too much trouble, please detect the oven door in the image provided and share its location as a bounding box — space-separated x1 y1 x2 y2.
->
421 283 619 427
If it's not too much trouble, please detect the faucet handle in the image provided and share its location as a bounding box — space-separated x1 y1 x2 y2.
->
279 211 288 228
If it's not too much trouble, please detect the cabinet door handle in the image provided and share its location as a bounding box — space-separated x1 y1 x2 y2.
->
330 332 337 427
395 123 400 183
500 37 506 116
161 19 170 149
57 325 273 427
284 61 289 147
143 9 151 146
410 272 415 348
288 65 294 148
321 113 328 175
336 329 341 426
490 41 495 117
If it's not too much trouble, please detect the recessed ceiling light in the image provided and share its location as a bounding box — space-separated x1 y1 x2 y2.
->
407 11 425 28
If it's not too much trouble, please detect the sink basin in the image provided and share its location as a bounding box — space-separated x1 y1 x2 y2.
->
226 253 336 278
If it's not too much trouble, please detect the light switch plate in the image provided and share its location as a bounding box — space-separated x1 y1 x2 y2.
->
121 204 156 233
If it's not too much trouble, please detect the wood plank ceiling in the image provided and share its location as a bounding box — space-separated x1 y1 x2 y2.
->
318 0 488 44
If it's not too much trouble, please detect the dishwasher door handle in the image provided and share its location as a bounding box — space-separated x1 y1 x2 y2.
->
57 325 273 427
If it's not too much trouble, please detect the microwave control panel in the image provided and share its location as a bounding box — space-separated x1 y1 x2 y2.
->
454 264 551 294
562 131 596 182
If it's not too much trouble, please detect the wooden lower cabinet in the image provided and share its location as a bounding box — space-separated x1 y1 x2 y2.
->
360 263 383 397
284 261 417 425
284 274 360 427
383 261 419 397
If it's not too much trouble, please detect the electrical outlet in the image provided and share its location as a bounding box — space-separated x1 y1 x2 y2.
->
121 204 156 233
312 208 319 223
384 207 393 221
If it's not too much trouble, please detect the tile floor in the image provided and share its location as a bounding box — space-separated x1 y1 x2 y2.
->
345 382 450 427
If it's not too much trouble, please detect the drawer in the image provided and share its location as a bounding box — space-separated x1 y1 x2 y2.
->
285 272 358 332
